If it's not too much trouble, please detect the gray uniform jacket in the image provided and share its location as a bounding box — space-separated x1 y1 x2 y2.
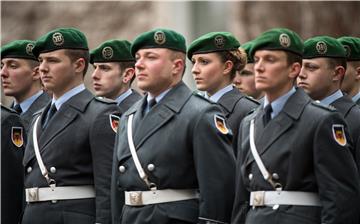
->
111 81 236 224
231 88 360 224
331 95 360 174
217 88 259 156
1 105 25 224
118 89 142 114
356 97 360 106
22 89 120 224
20 92 50 133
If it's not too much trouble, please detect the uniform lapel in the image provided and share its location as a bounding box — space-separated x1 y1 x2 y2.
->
217 88 244 118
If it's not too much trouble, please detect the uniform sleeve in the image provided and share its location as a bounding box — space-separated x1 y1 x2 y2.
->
192 105 236 224
314 112 360 224
89 105 120 224
231 119 250 224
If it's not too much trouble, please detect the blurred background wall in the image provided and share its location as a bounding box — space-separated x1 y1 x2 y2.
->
2 1 360 105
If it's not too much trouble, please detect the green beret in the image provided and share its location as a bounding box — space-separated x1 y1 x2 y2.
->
337 36 360 61
250 28 304 57
130 28 186 56
33 27 88 57
187 32 240 60
303 36 346 59
90 40 134 64
1 40 37 61
240 40 255 63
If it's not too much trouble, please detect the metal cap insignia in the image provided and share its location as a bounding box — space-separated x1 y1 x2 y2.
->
279 33 291 48
154 31 166 45
52 32 64 46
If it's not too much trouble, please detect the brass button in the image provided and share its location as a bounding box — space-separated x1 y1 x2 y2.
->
27 166 32 173
119 165 126 173
147 164 155 172
50 167 56 173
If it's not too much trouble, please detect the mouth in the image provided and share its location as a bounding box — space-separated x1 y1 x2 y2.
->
136 73 147 80
297 82 308 88
93 83 102 90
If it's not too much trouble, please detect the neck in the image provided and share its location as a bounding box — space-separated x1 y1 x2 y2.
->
15 84 42 103
265 84 293 103
53 80 83 100
207 80 232 96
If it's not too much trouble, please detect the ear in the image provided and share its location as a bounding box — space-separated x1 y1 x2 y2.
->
122 67 135 84
289 62 301 79
223 60 234 75
32 66 41 80
333 65 346 82
172 59 184 76
73 58 86 74
355 65 360 81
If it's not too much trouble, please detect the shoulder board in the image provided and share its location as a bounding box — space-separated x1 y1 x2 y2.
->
94 96 117 104
244 95 260 105
1 104 17 114
192 91 215 104
311 101 337 112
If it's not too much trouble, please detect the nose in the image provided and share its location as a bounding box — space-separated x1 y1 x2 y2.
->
135 58 144 71
298 67 307 79
91 68 100 80
39 61 48 74
0 65 8 78
191 62 199 75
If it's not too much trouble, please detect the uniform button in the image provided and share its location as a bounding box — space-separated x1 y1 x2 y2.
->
119 165 126 173
272 173 279 180
248 173 253 180
50 167 56 173
27 166 32 173
147 164 155 172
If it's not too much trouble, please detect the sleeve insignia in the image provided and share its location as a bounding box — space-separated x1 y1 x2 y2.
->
11 127 24 148
109 114 120 133
214 114 229 135
332 124 347 146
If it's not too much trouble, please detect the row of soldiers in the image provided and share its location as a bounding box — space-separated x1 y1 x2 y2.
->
1 27 360 224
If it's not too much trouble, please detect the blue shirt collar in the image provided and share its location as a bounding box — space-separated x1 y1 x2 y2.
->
264 87 296 119
352 91 360 103
115 89 132 105
15 90 43 114
144 88 172 113
51 84 85 110
320 90 343 106
206 84 233 103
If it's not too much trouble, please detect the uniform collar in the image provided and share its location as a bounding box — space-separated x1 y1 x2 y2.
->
264 87 296 119
352 91 360 103
15 90 43 114
51 84 85 110
115 89 132 105
320 89 343 106
206 84 233 103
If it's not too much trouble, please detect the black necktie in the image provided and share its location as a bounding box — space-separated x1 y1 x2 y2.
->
13 104 22 114
148 98 157 109
263 104 273 126
43 103 57 128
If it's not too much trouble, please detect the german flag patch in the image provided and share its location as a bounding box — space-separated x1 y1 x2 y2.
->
11 127 24 148
214 114 229 135
332 124 347 146
109 114 120 133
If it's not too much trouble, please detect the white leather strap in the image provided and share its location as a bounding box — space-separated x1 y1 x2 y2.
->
127 114 155 189
32 116 54 186
125 189 199 206
25 185 95 202
250 191 321 207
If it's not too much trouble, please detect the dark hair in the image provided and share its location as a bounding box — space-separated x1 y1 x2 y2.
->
326 57 347 70
284 51 302 67
119 61 136 84
216 48 247 80
64 49 89 76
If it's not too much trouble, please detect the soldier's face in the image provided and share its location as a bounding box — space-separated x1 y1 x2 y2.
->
298 58 334 100
38 49 78 98
1 58 36 99
134 48 176 97
91 62 124 99
233 63 262 99
191 53 230 95
341 61 359 95
253 50 295 95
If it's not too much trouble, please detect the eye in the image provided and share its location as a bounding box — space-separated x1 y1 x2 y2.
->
199 58 209 65
9 63 18 69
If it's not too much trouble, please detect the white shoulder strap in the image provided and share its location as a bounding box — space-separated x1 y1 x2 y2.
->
249 119 281 189
127 114 156 190
32 116 55 187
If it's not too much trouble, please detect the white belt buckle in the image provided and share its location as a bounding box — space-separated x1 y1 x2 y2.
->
27 187 39 202
252 191 265 207
129 191 143 206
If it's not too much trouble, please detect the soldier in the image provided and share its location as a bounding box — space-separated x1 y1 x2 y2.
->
1 40 50 133
233 40 264 100
90 39 142 112
188 32 259 156
338 36 360 105
21 28 120 224
111 28 235 224
231 28 360 224
297 35 360 172
1 104 25 224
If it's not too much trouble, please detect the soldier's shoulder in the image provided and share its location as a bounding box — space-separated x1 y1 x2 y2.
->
93 96 117 104
309 100 337 113
1 104 17 114
191 91 216 105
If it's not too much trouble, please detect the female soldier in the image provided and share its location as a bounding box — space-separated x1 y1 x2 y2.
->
188 32 259 156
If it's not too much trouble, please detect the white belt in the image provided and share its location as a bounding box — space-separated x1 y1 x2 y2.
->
25 185 95 202
250 191 321 207
125 189 199 206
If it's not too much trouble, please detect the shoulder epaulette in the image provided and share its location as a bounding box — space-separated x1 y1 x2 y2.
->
244 95 261 105
1 104 17 114
94 96 117 104
192 91 216 104
311 101 337 112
